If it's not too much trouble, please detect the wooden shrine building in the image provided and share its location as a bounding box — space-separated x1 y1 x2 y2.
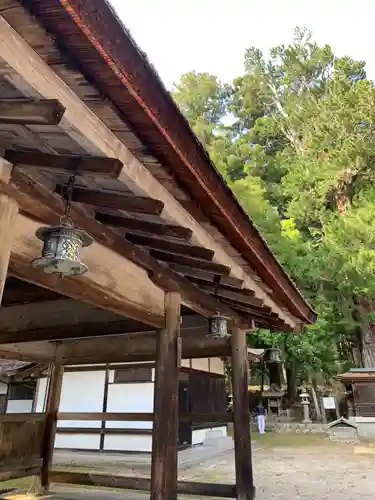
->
0 1 315 499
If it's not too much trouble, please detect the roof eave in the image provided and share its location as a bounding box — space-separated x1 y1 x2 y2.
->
25 0 315 324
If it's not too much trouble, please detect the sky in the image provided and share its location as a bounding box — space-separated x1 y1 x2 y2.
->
109 0 375 89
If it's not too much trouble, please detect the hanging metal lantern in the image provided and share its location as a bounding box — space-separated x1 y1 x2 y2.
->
207 313 231 339
32 172 93 277
207 275 232 339
265 347 281 363
32 223 92 277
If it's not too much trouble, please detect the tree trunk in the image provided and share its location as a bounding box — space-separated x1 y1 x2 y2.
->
311 379 322 421
357 299 375 368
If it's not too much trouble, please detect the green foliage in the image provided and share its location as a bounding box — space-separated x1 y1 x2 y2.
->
171 26 375 385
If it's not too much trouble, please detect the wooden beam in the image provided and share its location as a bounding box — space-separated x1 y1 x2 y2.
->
194 282 265 309
185 274 249 293
57 330 232 364
219 298 290 331
3 277 64 306
96 211 192 240
0 314 207 344
0 467 41 483
231 327 255 500
0 341 57 362
125 232 215 260
0 99 65 125
3 170 241 321
150 250 231 276
40 364 64 491
5 150 123 177
0 298 127 333
56 412 233 423
151 291 180 500
8 212 166 327
49 471 236 498
0 320 150 344
0 194 19 303
0 18 295 327
170 264 245 289
57 185 164 215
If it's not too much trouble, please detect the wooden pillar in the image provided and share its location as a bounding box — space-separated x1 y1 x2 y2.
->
0 194 19 302
151 292 181 500
40 364 64 491
231 327 255 500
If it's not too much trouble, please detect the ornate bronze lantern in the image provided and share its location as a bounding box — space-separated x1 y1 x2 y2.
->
208 312 231 339
32 173 93 277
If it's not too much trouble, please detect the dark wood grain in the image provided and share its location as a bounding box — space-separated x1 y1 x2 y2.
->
49 470 236 497
96 211 192 240
57 185 164 215
231 327 255 500
0 99 65 125
151 292 180 500
6 150 123 177
150 250 231 276
125 232 214 260
40 364 64 491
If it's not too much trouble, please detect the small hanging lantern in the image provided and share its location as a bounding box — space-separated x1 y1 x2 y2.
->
265 347 281 363
208 312 231 339
207 275 231 339
32 173 93 277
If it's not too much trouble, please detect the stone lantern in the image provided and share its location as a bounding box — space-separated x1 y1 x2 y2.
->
299 391 311 424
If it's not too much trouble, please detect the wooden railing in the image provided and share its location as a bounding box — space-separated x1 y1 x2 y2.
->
55 412 233 423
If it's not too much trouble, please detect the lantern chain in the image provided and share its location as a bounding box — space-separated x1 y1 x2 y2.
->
213 274 221 313
61 172 78 226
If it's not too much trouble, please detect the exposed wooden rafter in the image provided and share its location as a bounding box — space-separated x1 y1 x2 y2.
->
0 99 65 125
5 149 123 177
189 281 265 309
150 250 231 276
57 185 164 215
125 233 214 261
95 211 192 240
0 17 297 326
3 168 243 322
169 264 245 290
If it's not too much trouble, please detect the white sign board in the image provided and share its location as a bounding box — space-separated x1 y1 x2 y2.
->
323 396 336 410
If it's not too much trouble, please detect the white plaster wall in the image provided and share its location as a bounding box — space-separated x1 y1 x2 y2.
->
55 433 101 450
35 377 47 412
191 358 209 371
36 371 106 428
209 358 225 375
106 382 154 429
190 357 224 374
6 399 33 413
103 434 152 452
0 382 7 395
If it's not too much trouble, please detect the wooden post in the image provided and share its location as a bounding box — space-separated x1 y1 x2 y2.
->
40 364 64 491
151 292 181 500
0 194 19 302
231 327 255 500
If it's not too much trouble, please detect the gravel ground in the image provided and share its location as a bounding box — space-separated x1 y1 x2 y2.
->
181 444 375 499
5 438 375 499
